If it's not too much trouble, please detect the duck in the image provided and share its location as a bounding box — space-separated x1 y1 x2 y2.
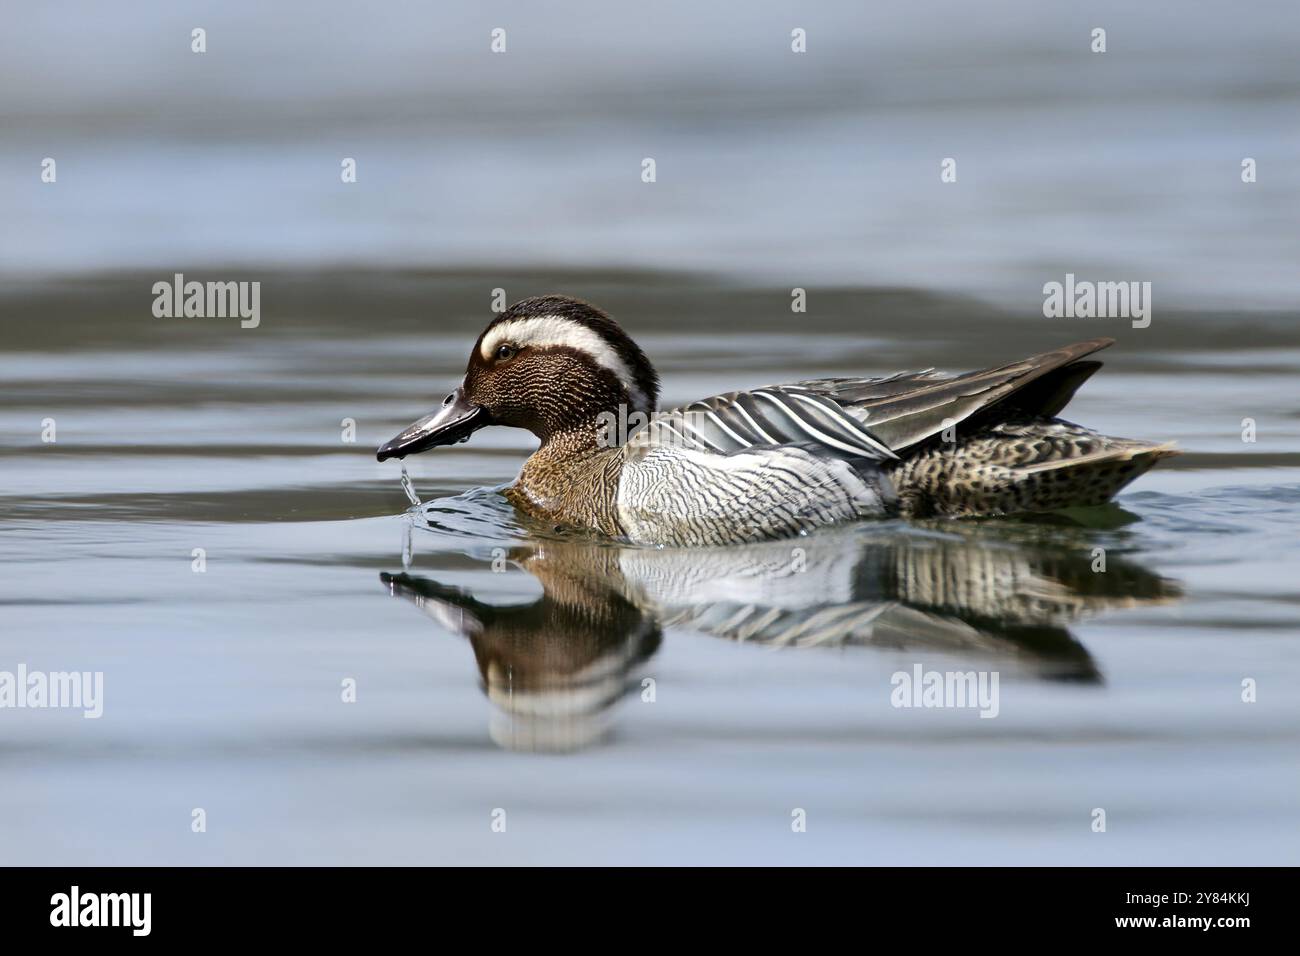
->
377 295 1177 546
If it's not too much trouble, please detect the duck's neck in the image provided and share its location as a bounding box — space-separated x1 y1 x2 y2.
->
535 419 611 460
509 420 627 536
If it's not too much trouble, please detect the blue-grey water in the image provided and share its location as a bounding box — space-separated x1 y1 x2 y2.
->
3 0 1300 308
2 274 1298 865
2 0 1299 865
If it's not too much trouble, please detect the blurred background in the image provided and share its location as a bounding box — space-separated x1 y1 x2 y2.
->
3 0 1299 307
1 1 1298 866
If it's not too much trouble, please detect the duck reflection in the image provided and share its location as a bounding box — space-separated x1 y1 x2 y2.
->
382 513 1180 752
382 546 661 752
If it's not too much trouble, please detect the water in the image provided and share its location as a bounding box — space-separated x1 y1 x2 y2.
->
3 0 1298 864
4 0 1300 308
2 272 1297 864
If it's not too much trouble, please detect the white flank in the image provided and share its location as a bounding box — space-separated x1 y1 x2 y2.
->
480 316 649 410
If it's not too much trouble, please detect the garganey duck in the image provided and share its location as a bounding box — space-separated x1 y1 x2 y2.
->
377 295 1177 546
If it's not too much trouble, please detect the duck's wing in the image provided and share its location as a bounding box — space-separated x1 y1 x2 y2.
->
646 385 898 461
794 338 1115 452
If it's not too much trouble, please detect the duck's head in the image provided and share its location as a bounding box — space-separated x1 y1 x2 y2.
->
377 295 659 461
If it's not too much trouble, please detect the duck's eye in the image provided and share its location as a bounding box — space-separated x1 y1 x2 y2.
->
495 344 516 361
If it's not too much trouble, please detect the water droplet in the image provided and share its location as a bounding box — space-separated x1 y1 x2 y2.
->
399 465 422 508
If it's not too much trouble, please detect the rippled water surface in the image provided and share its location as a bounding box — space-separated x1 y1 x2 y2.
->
2 273 1298 864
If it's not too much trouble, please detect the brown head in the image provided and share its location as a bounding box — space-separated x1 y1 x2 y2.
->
377 295 659 461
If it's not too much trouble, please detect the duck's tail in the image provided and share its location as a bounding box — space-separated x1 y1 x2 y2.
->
889 419 1179 518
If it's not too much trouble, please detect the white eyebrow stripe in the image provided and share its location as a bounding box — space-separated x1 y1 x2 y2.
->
480 315 648 411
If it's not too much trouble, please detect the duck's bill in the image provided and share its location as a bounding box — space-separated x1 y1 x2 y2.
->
379 572 487 636
376 388 490 461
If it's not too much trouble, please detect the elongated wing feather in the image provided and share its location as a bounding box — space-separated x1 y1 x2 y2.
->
642 386 898 461
797 338 1115 451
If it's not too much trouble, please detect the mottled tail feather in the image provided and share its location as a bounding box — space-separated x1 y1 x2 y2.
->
1017 440 1180 475
1007 441 1179 510
892 423 1179 517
